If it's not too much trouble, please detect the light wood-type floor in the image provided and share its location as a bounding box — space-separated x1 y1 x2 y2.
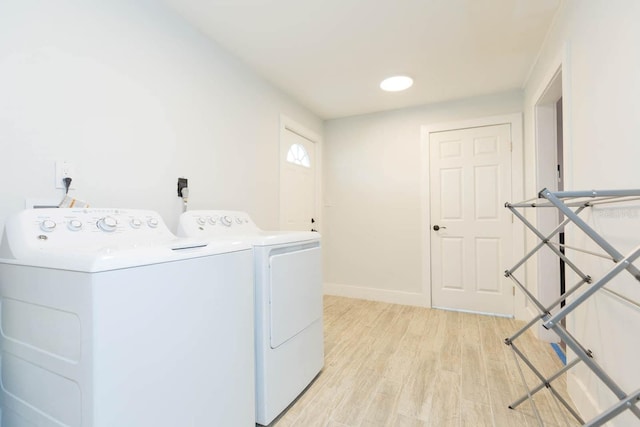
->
272 296 581 427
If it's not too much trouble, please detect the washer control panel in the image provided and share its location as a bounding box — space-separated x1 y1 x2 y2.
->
4 208 174 252
177 210 259 237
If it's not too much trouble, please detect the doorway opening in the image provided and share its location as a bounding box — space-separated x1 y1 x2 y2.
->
534 68 565 345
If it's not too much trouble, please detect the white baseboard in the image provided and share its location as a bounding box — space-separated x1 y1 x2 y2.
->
567 372 597 425
567 372 640 426
323 282 428 307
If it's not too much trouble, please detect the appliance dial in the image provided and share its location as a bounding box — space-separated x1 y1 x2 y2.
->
130 218 143 229
97 216 117 232
235 217 243 224
196 217 206 226
147 218 159 228
40 219 57 232
67 219 83 231
208 217 217 225
220 215 233 227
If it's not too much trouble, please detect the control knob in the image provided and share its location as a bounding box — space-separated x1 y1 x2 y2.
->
67 219 83 231
40 219 57 232
147 218 159 228
220 215 233 227
97 216 118 232
130 218 143 229
196 217 207 226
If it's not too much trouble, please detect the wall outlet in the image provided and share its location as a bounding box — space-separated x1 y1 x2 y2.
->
177 177 188 197
55 161 75 189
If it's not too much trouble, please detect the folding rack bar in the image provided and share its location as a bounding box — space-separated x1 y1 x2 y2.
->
503 188 640 427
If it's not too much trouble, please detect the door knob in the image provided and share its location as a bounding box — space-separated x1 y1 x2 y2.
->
433 225 446 231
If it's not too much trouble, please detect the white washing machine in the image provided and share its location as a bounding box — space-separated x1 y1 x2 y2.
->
0 208 255 427
177 211 323 426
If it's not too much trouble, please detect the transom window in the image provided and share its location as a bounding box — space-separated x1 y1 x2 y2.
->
286 143 311 168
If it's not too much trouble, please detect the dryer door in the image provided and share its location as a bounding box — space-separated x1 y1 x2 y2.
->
269 246 322 348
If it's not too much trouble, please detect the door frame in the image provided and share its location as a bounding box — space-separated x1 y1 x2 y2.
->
420 113 524 316
534 67 565 340
279 115 322 231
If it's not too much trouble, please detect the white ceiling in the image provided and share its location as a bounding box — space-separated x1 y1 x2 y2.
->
161 0 561 119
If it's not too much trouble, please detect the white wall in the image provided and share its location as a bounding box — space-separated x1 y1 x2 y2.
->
0 0 321 234
323 91 522 306
523 0 640 424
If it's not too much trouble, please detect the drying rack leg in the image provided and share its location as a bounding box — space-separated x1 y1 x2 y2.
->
508 357 581 410
508 341 585 424
508 341 545 426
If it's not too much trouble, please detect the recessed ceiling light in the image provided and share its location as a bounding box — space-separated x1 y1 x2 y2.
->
380 75 413 92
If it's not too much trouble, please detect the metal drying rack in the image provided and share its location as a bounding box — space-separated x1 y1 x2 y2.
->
504 188 640 427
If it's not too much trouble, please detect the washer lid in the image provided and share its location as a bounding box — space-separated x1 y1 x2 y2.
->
0 208 250 272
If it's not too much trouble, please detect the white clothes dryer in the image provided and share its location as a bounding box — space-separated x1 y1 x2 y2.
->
0 208 255 427
177 211 323 426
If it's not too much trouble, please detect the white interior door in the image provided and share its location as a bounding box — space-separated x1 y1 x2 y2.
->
430 124 513 316
280 127 316 231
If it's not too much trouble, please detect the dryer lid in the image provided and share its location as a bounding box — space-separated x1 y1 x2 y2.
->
177 210 321 245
